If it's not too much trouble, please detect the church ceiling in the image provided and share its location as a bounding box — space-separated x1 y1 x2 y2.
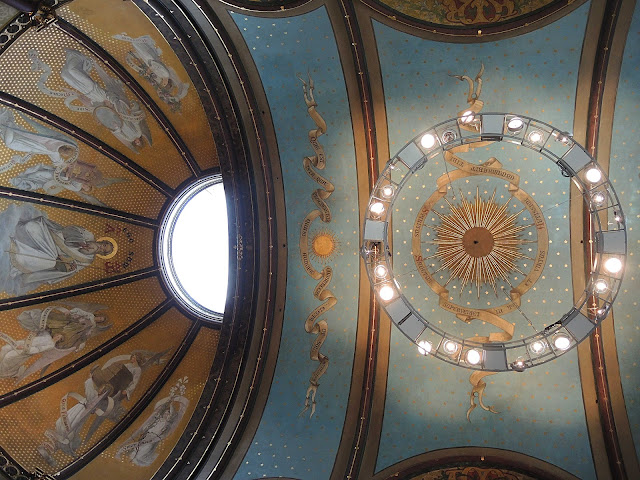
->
0 0 639 480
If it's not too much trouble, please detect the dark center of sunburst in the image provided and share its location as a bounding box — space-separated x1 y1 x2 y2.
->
462 227 494 258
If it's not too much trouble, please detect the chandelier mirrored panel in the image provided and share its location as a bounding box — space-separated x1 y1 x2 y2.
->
362 113 626 372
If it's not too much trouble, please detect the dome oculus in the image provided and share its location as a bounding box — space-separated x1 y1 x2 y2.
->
160 176 228 321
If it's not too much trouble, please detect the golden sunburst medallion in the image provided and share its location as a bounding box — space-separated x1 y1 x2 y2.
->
432 187 532 297
310 229 340 264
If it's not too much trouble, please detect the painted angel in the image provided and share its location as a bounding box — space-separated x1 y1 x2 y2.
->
38 349 170 466
29 48 152 153
0 107 78 172
116 377 189 466
114 33 189 112
0 301 112 382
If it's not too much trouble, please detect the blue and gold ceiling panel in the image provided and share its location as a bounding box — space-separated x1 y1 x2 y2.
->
373 3 596 479
71 325 219 480
0 306 191 474
231 6 360 479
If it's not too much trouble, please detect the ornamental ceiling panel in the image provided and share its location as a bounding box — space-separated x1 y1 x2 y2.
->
0 307 191 474
58 0 219 172
0 276 166 395
0 199 156 299
71 326 220 480
0 105 167 218
372 3 596 479
0 26 193 188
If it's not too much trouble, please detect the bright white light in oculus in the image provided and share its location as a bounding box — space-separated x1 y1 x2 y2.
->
443 340 459 354
417 340 432 355
507 117 524 133
381 185 394 198
160 177 228 320
466 349 481 365
585 167 602 183
528 131 543 143
374 264 388 278
604 257 622 274
369 202 385 215
378 285 395 301
554 335 571 351
420 133 436 149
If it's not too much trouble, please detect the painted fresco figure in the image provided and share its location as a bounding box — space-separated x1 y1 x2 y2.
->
0 302 112 382
37 350 169 466
0 107 78 170
10 161 125 207
113 33 189 112
116 377 188 466
0 203 117 295
29 48 152 153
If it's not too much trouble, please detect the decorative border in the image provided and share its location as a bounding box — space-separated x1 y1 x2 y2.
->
360 0 588 40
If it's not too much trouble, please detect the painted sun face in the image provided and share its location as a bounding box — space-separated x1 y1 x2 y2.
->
310 230 339 264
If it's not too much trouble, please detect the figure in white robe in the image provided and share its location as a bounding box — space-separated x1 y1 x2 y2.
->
29 49 152 152
9 161 125 207
0 108 78 171
0 204 115 295
113 33 189 112
0 330 62 378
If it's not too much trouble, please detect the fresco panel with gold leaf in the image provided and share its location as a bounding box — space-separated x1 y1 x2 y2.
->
0 307 191 474
72 326 220 480
0 27 192 188
0 276 166 394
0 199 155 299
58 0 219 172
0 105 166 218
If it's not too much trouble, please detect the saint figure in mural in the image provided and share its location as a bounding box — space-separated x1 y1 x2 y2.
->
116 377 189 466
0 203 118 295
0 108 126 205
113 33 189 112
0 301 112 382
29 48 152 153
37 349 170 466
10 161 125 207
0 107 78 170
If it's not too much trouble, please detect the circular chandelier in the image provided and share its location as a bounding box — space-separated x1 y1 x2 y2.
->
361 113 626 372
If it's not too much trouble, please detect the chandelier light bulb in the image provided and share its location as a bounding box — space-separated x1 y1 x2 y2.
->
374 264 388 278
528 131 543 143
420 133 436 149
466 349 481 365
417 340 432 355
381 185 394 198
460 110 474 123
530 341 546 354
585 167 602 184
594 280 608 293
507 117 524 133
597 308 606 317
604 257 622 274
378 285 395 301
369 202 385 215
443 340 458 354
554 335 571 351
441 130 457 144
592 192 606 206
